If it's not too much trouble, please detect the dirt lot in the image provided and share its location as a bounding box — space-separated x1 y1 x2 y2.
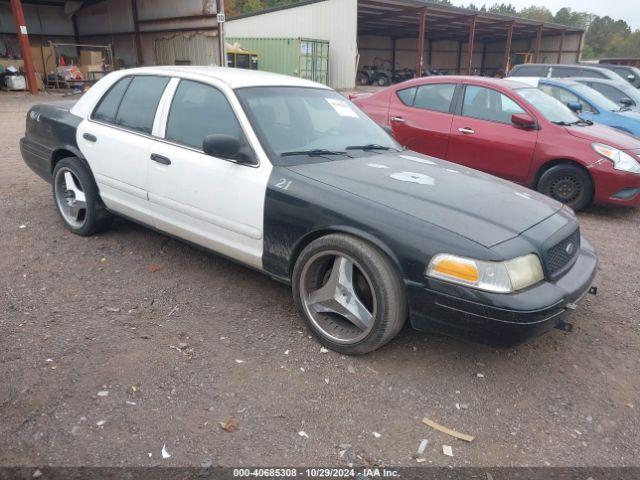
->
1 92 639 468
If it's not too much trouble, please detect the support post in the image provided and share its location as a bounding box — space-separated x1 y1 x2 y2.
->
534 24 543 63
456 41 462 74
556 29 566 64
391 37 396 72
10 0 37 94
466 14 477 75
415 7 427 77
503 21 514 75
131 0 143 66
217 0 226 67
576 31 584 63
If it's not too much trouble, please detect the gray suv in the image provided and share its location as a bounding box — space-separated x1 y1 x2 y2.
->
597 64 640 88
508 63 623 82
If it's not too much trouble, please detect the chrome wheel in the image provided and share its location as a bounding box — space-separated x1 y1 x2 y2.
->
299 250 377 345
54 167 87 228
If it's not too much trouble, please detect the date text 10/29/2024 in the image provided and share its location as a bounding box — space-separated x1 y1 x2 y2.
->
233 468 400 478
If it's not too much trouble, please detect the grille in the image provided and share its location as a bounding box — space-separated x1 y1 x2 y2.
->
544 229 580 278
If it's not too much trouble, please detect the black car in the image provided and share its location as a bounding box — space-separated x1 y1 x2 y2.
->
19 67 598 354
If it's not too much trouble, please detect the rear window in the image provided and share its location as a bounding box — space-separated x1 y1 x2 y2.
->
413 84 456 113
114 76 170 134
511 65 548 77
396 87 417 106
92 77 132 123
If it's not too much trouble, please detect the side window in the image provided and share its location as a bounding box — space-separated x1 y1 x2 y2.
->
413 84 456 113
591 84 630 105
511 65 547 77
166 80 244 150
115 76 170 134
92 77 132 123
550 67 578 78
540 85 594 113
613 67 629 77
397 87 417 106
461 85 525 124
581 69 607 79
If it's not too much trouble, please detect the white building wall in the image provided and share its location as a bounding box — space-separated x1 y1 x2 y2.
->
226 0 358 89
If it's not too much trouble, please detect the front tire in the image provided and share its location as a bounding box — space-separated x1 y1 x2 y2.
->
292 234 407 355
537 164 593 211
53 157 112 236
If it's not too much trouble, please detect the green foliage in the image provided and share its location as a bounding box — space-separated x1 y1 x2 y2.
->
518 6 553 23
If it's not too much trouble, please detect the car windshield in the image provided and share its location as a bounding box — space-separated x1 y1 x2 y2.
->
235 87 399 165
571 83 621 111
516 87 579 124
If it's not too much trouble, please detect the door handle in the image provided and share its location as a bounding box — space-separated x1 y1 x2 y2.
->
83 133 97 142
150 153 171 166
458 127 475 135
390 116 406 124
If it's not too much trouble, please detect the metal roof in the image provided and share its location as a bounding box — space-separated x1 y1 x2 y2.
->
358 0 583 41
230 0 584 42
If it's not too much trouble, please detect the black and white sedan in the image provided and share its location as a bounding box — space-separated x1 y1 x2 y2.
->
20 67 597 354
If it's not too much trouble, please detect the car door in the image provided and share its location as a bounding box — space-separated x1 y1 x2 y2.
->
447 85 538 184
388 82 457 159
147 78 272 269
77 75 170 223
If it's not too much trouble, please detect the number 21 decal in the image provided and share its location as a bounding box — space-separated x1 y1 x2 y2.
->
275 179 293 190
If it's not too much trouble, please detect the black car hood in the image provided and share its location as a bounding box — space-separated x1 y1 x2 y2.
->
286 152 563 248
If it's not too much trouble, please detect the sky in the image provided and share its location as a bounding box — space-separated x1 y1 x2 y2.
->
449 0 640 30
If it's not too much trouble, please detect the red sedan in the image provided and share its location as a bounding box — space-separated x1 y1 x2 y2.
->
352 76 640 210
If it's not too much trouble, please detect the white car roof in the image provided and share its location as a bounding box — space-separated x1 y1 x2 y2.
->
71 66 331 118
508 77 541 87
125 66 331 90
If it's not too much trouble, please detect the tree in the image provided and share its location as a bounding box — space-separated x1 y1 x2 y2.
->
553 7 592 29
488 3 517 15
585 16 632 57
241 0 264 13
518 6 553 23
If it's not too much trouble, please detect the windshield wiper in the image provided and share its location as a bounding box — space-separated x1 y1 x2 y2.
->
280 149 350 157
552 119 593 126
346 144 393 151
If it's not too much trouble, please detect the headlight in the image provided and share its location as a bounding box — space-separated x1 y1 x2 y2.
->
592 143 640 174
426 253 544 293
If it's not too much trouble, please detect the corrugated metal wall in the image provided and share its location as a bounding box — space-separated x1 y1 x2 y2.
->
226 0 358 89
358 32 584 75
154 33 219 66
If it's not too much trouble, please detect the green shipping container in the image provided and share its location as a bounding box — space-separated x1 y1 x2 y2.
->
226 37 329 85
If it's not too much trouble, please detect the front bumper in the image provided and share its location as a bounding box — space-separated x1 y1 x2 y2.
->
588 158 640 207
407 237 598 347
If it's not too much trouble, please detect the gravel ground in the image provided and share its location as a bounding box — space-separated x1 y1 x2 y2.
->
1 92 639 468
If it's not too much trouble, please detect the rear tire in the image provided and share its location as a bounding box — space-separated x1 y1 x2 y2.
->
52 157 112 236
537 164 593 211
292 234 407 355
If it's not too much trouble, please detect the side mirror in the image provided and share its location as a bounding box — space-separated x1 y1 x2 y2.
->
567 101 582 113
202 134 255 164
511 113 537 129
620 97 633 107
627 74 636 82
